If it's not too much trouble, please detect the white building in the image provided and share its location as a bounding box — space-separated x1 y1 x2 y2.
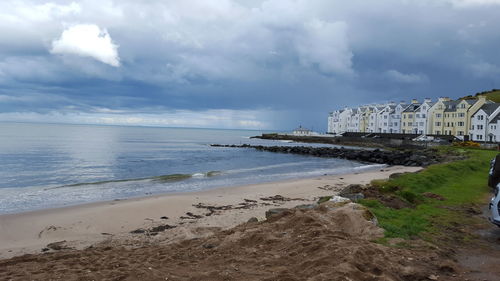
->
327 111 338 134
376 104 391 133
327 108 352 135
367 106 385 133
390 102 408 133
347 108 362 132
470 103 500 142
414 98 433 135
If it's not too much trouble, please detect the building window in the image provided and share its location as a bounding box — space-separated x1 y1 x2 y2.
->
458 121 464 126
408 122 413 126
436 113 442 118
403 122 406 126
436 122 441 126
458 131 464 136
409 114 413 118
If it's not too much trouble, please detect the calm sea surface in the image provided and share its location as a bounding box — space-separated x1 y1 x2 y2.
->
0 123 382 214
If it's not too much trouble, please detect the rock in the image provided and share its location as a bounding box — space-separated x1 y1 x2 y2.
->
130 228 146 234
329 196 351 204
319 196 352 208
150 224 176 233
210 144 439 167
317 196 332 204
265 208 290 219
339 184 364 195
428 274 439 280
389 172 406 179
294 204 317 210
46 240 70 251
202 244 216 249
247 217 258 223
340 193 365 202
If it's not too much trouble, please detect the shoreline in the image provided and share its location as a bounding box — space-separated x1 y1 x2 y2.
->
0 165 422 259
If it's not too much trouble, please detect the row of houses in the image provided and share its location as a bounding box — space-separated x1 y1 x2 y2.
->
327 96 500 142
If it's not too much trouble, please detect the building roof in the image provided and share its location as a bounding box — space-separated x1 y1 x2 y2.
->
402 103 421 113
474 103 500 116
491 114 500 124
443 100 460 112
464 99 479 105
416 101 434 111
293 126 312 132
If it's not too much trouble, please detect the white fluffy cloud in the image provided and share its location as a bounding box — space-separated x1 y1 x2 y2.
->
51 24 120 67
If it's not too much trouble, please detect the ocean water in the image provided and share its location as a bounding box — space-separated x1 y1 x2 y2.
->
0 123 382 214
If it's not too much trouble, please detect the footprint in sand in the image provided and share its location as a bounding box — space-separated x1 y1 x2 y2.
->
38 225 60 238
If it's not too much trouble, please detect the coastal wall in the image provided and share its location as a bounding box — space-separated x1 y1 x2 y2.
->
211 144 440 166
253 134 439 149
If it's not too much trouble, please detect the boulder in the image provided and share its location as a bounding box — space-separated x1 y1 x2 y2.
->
265 208 290 219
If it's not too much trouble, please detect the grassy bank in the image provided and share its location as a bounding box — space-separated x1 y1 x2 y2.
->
360 147 497 243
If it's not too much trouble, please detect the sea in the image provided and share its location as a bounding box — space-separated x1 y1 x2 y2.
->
0 122 383 214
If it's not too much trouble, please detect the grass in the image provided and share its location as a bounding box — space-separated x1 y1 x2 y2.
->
461 89 500 102
360 147 497 241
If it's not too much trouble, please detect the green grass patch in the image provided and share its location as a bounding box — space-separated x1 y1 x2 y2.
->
360 147 497 241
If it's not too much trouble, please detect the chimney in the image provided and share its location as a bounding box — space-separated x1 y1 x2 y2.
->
478 95 486 101
424 98 432 103
411 99 418 104
438 97 451 102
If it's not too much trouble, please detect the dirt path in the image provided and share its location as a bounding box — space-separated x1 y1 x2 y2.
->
456 202 500 281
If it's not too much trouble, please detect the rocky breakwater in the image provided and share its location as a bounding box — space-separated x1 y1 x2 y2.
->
210 144 440 166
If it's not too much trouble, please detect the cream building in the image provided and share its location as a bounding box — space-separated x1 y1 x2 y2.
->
441 97 488 139
427 97 451 135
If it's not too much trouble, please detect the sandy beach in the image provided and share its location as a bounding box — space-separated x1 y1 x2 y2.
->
0 165 421 259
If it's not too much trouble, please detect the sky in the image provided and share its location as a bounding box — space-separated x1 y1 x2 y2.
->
0 0 500 131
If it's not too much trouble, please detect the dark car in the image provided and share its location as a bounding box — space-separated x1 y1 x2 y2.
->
488 154 500 227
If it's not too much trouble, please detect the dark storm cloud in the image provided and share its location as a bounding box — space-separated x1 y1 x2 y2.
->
0 0 500 129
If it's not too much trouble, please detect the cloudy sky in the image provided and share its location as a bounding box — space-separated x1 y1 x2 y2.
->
0 0 499 130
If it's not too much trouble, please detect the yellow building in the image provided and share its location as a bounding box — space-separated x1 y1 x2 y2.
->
358 106 371 133
427 97 450 135
441 96 488 139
